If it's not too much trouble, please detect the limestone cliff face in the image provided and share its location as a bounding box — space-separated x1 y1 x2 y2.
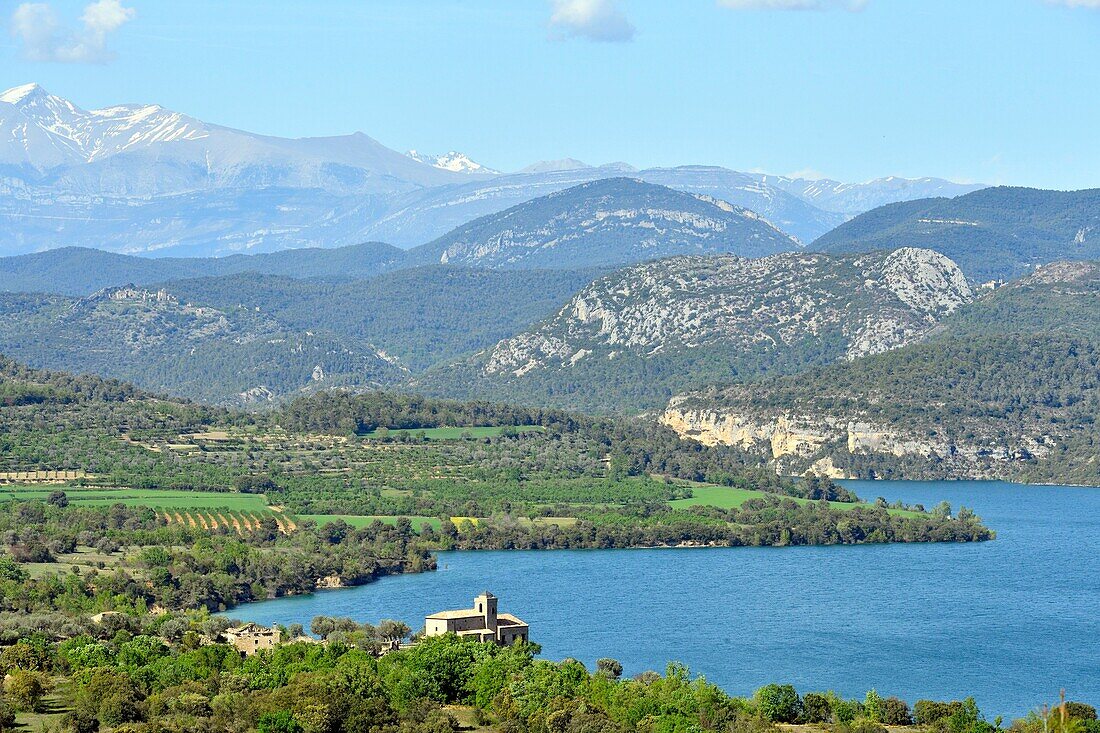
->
659 401 948 477
660 402 1055 479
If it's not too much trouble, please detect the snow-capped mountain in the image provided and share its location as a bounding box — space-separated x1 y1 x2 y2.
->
0 82 986 258
0 83 461 196
0 82 208 166
406 150 498 175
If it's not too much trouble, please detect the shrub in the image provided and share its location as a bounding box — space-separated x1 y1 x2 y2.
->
837 720 888 733
754 684 802 723
1065 703 1098 722
915 700 961 726
596 658 623 680
802 693 832 723
257 711 303 733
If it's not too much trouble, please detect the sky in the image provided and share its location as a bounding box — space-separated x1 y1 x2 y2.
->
1 0 1098 189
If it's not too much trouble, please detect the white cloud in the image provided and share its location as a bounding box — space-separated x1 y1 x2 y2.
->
549 0 636 42
718 0 868 10
10 0 135 64
1044 0 1100 6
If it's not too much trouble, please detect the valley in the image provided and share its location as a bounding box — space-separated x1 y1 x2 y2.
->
2 5 1098 733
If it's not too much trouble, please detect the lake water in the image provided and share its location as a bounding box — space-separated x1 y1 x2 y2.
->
226 480 1100 719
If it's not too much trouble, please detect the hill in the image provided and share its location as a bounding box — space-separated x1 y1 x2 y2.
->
406 178 801 270
0 242 405 295
936 260 1100 340
812 186 1100 281
417 247 973 412
661 334 1100 486
659 259 1100 484
161 265 604 372
0 286 405 406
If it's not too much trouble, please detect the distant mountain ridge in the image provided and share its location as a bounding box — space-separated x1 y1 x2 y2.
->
0 242 405 295
764 174 985 215
406 177 801 270
0 83 982 257
813 186 1100 280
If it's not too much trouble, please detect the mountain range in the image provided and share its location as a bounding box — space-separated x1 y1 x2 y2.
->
0 83 980 257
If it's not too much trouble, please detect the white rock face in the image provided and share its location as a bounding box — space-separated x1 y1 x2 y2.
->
483 248 973 376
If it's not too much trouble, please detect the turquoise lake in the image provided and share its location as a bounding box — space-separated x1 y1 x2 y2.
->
225 480 1100 719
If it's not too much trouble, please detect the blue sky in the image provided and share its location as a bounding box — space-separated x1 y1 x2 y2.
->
2 0 1098 188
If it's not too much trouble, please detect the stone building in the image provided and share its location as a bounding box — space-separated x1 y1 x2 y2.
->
424 592 529 645
224 623 281 655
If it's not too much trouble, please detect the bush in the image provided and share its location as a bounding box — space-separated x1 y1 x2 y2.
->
258 711 303 733
802 693 832 723
596 658 623 680
837 720 888 733
915 700 961 726
4 670 52 712
1066 703 1098 722
754 684 802 723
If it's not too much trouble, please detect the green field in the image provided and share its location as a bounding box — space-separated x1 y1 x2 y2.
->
671 485 922 517
360 425 545 440
298 514 443 530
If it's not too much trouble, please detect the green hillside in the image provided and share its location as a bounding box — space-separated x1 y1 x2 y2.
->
813 186 1100 281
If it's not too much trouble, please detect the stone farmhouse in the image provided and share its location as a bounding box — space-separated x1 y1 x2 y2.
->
224 623 281 655
425 592 529 645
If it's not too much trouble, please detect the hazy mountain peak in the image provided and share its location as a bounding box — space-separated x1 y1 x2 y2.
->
519 158 592 174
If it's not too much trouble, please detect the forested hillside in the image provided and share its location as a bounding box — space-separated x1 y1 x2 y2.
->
419 248 974 412
0 287 404 406
813 186 1100 280
164 265 605 372
662 334 1100 485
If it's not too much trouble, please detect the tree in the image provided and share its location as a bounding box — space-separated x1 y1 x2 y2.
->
595 658 623 680
865 689 883 722
802 693 832 723
257 711 303 733
880 697 913 726
377 619 411 645
755 684 802 723
310 616 336 639
46 490 69 508
4 671 51 713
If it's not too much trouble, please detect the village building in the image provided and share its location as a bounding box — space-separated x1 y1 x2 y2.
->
424 592 529 645
224 623 281 655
